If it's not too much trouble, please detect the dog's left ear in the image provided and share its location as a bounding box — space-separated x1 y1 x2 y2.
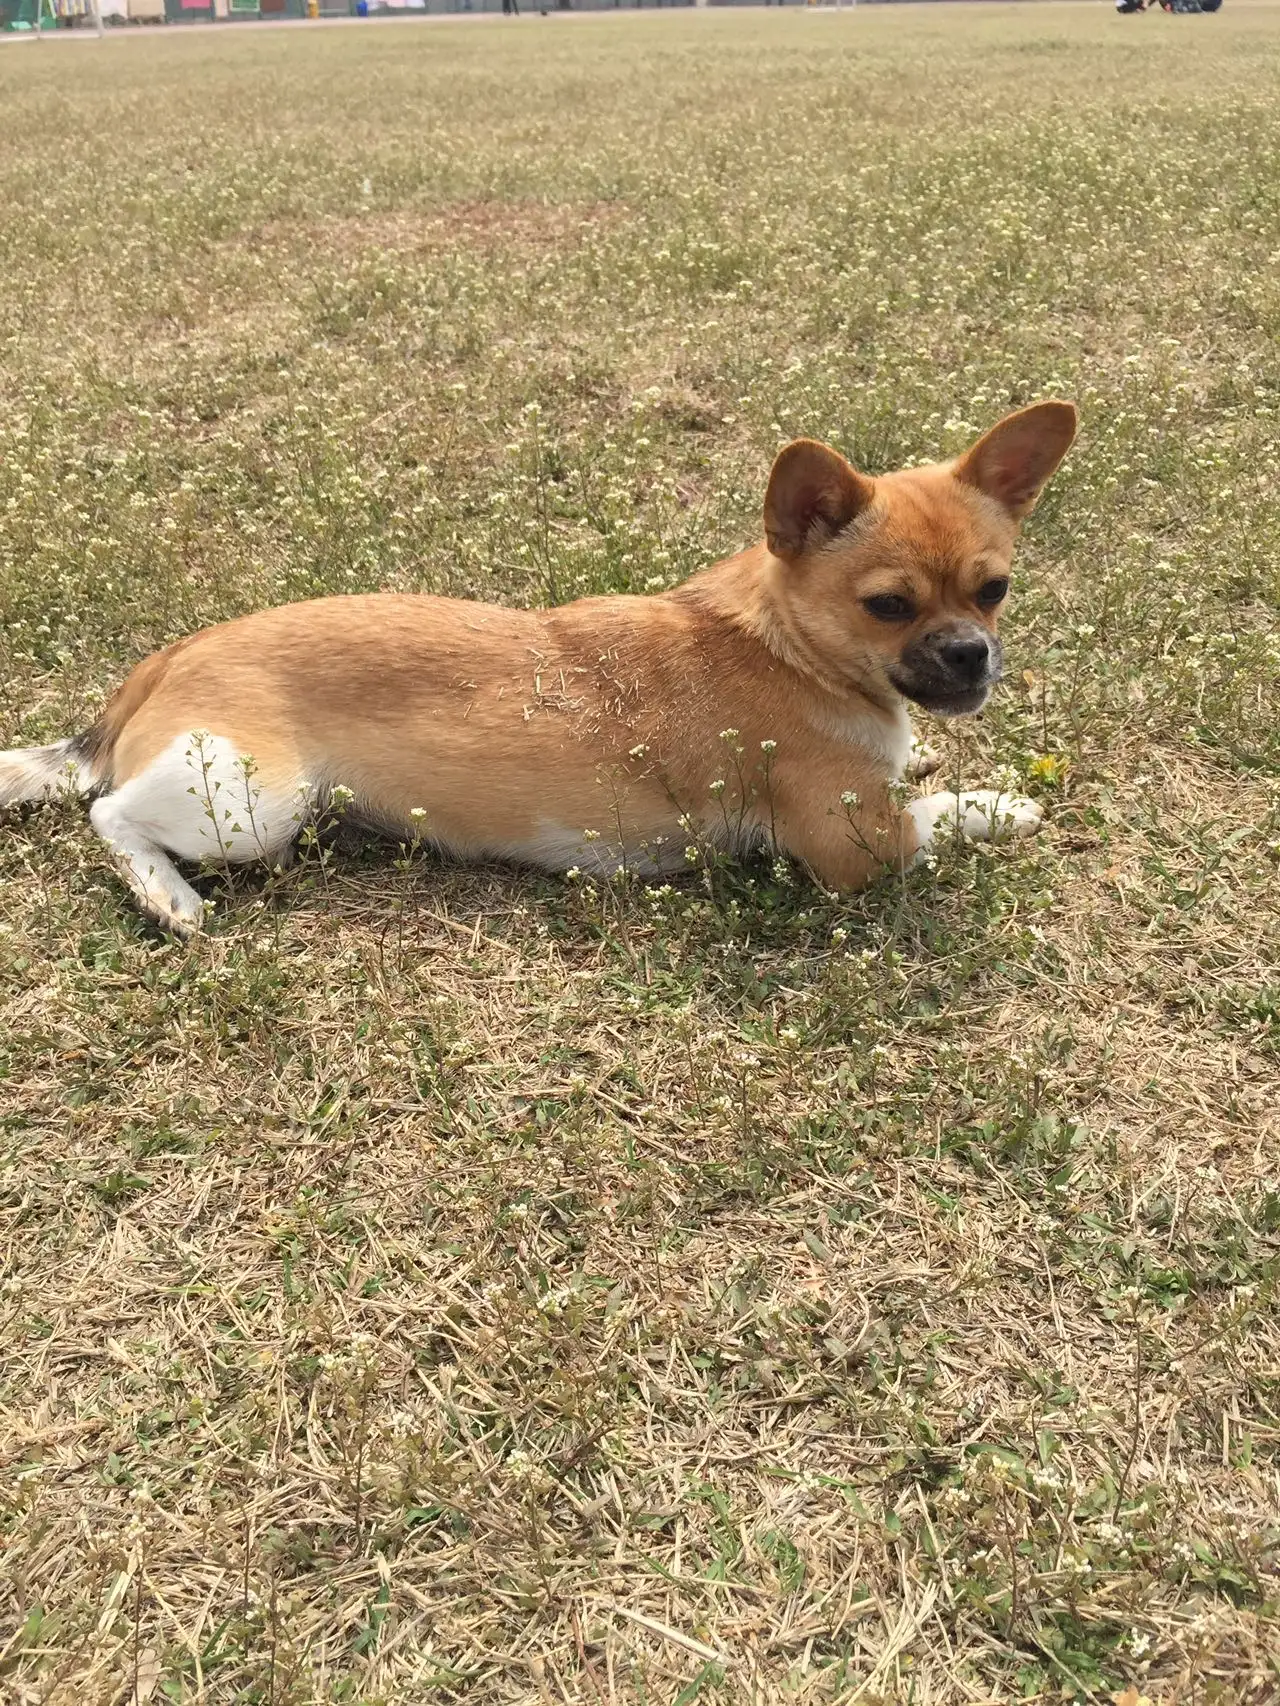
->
953 401 1078 521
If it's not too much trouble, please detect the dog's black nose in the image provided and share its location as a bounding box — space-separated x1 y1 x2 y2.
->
940 637 990 682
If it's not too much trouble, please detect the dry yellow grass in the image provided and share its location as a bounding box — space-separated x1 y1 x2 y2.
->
2 7 1279 1702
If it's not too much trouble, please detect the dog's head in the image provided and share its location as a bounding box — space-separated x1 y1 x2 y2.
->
761 402 1077 716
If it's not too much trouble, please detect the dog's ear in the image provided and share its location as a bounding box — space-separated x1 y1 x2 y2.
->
764 439 875 561
953 402 1077 520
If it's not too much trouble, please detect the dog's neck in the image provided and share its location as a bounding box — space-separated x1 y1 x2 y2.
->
671 543 902 716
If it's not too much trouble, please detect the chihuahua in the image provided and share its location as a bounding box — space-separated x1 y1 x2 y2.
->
0 402 1075 935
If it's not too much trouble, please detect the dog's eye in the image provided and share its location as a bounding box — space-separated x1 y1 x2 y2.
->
976 577 1010 607
863 593 915 622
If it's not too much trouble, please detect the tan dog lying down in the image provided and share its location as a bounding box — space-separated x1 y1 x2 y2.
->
0 402 1076 935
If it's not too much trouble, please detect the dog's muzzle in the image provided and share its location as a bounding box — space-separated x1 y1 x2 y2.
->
889 622 1003 717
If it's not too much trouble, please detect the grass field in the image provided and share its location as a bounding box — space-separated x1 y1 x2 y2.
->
3 5 1280 1701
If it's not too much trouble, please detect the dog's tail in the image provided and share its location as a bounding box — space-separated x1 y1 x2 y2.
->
0 731 107 808
1 645 186 810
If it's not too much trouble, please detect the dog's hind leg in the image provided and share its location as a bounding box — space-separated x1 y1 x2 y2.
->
88 732 313 935
89 793 207 938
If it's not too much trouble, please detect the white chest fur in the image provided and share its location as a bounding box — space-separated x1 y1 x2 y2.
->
822 700 915 778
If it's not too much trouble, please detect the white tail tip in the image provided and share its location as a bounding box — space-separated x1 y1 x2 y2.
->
0 741 92 808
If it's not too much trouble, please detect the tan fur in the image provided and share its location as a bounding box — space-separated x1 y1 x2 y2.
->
2 404 1076 930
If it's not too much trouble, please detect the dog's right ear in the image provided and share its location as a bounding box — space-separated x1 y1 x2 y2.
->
764 439 875 561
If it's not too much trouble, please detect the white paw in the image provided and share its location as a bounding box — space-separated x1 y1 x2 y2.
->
904 739 942 781
144 889 205 939
956 789 1044 843
907 789 1044 863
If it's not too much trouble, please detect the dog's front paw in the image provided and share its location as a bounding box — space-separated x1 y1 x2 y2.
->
907 789 1043 862
956 790 1044 842
904 738 942 781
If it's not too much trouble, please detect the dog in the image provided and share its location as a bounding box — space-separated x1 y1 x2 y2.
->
0 401 1076 936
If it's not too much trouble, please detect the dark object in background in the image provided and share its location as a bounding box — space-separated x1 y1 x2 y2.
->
1121 0 1223 12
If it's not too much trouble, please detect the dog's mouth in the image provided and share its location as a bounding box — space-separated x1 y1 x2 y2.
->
888 625 1003 719
893 681 995 718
